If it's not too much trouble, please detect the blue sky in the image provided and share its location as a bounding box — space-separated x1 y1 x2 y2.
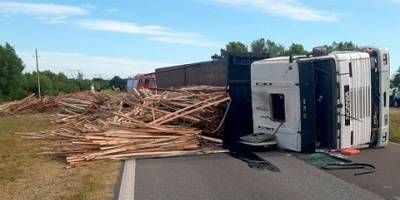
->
0 0 399 78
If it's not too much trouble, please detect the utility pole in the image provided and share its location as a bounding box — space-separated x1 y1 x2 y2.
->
35 48 42 99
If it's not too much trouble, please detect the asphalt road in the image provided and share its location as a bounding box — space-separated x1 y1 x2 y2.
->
327 143 400 200
131 152 383 200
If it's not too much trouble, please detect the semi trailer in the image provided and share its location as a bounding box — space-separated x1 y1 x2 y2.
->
154 50 390 153
247 47 390 152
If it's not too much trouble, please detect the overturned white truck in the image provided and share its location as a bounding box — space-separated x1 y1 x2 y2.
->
249 47 390 152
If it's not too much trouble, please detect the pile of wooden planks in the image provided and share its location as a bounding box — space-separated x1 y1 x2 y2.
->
0 92 110 115
13 87 230 167
0 94 58 114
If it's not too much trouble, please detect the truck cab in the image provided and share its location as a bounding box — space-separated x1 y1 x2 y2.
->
250 48 389 152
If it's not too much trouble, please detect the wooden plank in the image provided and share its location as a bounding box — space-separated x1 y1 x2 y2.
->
156 97 230 125
149 94 224 124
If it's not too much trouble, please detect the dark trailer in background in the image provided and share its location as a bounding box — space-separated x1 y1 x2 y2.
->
154 54 268 149
155 59 226 88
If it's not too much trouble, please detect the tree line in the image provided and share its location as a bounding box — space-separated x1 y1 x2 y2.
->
212 39 357 59
0 43 127 101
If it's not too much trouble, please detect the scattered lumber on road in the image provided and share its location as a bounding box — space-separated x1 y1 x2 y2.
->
9 87 230 167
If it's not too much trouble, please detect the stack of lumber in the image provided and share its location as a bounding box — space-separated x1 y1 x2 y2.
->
13 87 230 167
57 91 110 114
0 94 58 114
0 92 109 115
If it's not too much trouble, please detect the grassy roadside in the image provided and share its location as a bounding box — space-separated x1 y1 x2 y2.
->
390 109 400 143
0 114 121 200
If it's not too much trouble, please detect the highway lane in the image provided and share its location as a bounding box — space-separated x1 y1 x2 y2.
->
123 152 383 200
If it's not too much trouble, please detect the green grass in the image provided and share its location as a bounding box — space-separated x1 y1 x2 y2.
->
390 109 400 143
0 114 121 200
0 114 55 183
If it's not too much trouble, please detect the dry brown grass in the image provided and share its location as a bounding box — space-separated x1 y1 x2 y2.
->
0 114 121 200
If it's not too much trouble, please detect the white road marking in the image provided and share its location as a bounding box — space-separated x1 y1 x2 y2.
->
118 159 136 200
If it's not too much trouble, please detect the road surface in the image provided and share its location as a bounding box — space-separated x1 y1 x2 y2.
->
328 142 400 200
118 151 384 200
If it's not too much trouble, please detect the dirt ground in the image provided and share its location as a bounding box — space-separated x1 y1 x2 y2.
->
0 114 121 200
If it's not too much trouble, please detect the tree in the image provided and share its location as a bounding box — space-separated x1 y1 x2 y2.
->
92 77 109 90
329 41 357 51
77 72 84 80
213 39 287 59
109 76 127 90
265 39 285 57
0 43 25 100
250 38 267 54
250 38 286 57
287 43 308 55
225 41 248 53
38 73 55 96
216 41 249 58
391 67 400 88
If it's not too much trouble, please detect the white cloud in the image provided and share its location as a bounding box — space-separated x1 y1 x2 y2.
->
0 1 89 23
18 51 175 79
0 2 88 16
210 0 338 22
78 19 219 47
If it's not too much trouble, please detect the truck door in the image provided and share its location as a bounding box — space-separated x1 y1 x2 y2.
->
298 58 337 152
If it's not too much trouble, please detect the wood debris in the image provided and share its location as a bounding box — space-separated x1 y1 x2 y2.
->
9 87 230 167
0 92 109 115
